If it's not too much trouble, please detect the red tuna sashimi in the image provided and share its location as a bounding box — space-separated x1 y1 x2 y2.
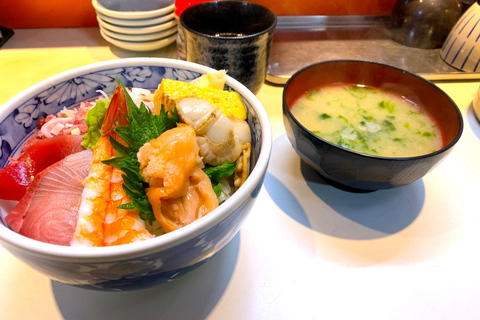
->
6 149 93 246
0 135 84 201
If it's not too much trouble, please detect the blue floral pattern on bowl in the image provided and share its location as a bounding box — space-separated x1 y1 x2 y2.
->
0 66 262 169
0 59 269 291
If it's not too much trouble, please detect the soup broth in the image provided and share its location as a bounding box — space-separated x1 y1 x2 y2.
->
291 84 443 157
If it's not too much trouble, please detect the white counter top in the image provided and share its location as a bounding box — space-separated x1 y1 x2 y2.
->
1 28 480 320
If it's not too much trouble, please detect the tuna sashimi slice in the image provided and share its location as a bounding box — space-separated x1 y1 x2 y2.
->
0 135 85 201
6 149 93 246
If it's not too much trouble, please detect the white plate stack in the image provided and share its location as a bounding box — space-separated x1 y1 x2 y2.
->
92 0 177 51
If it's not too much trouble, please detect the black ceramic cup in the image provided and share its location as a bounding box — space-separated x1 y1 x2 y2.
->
180 1 277 95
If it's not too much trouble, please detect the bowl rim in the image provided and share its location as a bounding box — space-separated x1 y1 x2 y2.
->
96 10 176 27
100 25 177 42
179 0 277 41
97 15 177 34
0 57 272 262
92 0 175 20
99 29 177 51
282 59 464 162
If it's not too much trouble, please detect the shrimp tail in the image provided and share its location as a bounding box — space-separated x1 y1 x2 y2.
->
101 85 129 136
73 85 155 246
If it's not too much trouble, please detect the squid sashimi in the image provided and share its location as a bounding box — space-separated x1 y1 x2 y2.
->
5 150 93 246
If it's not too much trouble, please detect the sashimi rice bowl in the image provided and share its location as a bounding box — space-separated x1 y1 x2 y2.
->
0 58 271 291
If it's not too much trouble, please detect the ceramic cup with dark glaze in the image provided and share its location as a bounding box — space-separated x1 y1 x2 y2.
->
390 0 462 49
180 0 277 94
283 60 464 192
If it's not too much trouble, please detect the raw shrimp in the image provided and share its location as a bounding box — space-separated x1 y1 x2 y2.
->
138 125 219 233
71 85 154 247
103 165 154 246
71 135 112 246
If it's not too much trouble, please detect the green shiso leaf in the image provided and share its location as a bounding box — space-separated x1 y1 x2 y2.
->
203 161 237 198
101 78 179 224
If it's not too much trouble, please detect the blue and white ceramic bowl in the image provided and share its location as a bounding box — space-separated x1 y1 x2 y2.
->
0 58 272 291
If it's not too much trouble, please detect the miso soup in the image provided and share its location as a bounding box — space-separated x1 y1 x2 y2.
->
291 84 443 157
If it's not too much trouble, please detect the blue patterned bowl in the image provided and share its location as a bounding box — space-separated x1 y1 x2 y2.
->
0 58 271 291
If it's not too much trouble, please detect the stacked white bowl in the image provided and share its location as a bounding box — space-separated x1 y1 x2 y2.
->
92 0 177 51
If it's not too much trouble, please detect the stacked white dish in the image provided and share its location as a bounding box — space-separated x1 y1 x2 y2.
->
92 0 177 51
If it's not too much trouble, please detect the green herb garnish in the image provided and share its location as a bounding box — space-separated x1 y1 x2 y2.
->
348 85 376 99
306 89 319 101
203 161 237 198
338 138 351 149
379 100 395 113
408 110 423 115
382 119 396 131
320 113 332 119
102 79 179 224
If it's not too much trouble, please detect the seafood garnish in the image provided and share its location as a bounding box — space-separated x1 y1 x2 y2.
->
72 85 154 246
4 72 253 246
139 125 218 233
6 150 93 246
177 97 251 167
